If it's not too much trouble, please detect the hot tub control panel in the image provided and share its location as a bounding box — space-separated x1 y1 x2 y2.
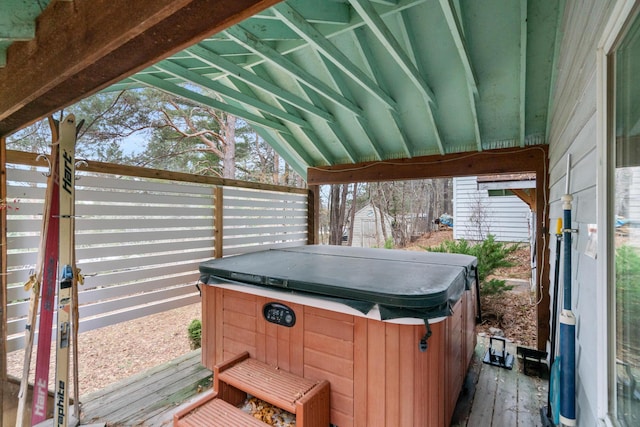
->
263 302 296 327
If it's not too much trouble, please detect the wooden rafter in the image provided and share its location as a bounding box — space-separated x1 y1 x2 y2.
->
348 0 445 155
224 26 364 117
187 45 335 123
437 0 482 151
0 0 281 137
273 2 397 109
519 0 528 147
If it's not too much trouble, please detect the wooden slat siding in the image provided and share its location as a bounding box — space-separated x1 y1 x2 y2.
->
205 287 476 427
353 316 368 427
446 298 465 421
223 293 257 360
302 308 354 402
399 324 415 427
385 322 400 426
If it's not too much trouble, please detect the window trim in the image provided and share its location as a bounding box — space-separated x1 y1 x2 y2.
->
598 1 640 424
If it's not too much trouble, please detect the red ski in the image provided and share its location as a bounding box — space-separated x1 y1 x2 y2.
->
31 121 62 426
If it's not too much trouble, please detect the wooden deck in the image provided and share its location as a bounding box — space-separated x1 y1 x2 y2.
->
77 337 548 426
80 350 212 426
452 336 549 427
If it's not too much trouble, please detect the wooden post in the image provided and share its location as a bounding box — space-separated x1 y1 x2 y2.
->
1 136 7 427
307 185 320 245
214 186 223 259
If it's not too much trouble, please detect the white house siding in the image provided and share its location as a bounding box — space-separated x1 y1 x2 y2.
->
546 1 617 425
452 176 531 243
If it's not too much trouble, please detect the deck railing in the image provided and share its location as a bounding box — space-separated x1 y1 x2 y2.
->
3 150 311 352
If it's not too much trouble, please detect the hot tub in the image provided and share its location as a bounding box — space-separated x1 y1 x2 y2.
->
198 245 479 426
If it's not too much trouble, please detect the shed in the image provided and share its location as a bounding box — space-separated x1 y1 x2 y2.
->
348 203 393 248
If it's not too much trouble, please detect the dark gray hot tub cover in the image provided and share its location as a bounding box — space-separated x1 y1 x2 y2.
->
199 245 477 320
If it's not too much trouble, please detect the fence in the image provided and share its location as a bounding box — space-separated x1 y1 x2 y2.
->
3 151 310 352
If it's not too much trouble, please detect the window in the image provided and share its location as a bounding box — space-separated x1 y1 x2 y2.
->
613 10 640 426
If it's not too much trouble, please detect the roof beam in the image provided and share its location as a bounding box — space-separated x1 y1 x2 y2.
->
224 25 364 117
272 3 397 110
348 0 436 106
519 0 527 147
349 0 445 155
307 145 547 184
131 73 291 134
247 66 336 165
436 0 482 151
437 0 478 98
352 26 412 158
186 44 336 123
0 0 281 137
321 57 385 160
154 61 311 129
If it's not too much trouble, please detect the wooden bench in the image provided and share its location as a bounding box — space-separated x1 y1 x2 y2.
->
174 352 330 427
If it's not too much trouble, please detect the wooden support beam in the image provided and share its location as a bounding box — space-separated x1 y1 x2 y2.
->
307 146 547 184
0 0 281 137
307 185 320 245
1 135 7 418
214 187 224 259
308 145 551 350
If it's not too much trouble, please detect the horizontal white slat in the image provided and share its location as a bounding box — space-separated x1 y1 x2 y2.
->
222 225 307 237
75 217 214 232
223 240 306 257
6 166 50 182
75 238 214 260
224 232 308 246
79 285 196 319
77 188 214 206
223 187 307 202
223 208 306 218
224 216 307 227
78 259 204 288
224 197 307 210
9 228 214 249
6 259 205 298
78 293 200 335
77 248 213 275
75 203 214 217
6 184 47 200
75 173 213 194
78 273 199 305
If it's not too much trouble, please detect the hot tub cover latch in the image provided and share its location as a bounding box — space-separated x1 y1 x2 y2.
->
419 320 432 352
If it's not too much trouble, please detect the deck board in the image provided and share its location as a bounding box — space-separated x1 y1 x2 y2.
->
77 337 547 427
452 336 548 427
80 350 212 426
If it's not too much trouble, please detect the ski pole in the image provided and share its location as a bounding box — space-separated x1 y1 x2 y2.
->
560 155 576 426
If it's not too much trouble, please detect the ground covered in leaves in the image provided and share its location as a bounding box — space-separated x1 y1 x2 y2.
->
407 229 537 347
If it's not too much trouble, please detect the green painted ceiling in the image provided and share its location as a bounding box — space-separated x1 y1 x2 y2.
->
3 0 562 179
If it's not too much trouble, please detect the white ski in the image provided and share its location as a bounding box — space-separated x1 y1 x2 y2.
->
54 114 77 427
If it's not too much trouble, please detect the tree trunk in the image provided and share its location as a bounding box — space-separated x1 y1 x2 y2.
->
346 183 358 246
222 115 236 179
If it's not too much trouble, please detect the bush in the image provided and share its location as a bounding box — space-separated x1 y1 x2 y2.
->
424 234 520 296
188 319 202 349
